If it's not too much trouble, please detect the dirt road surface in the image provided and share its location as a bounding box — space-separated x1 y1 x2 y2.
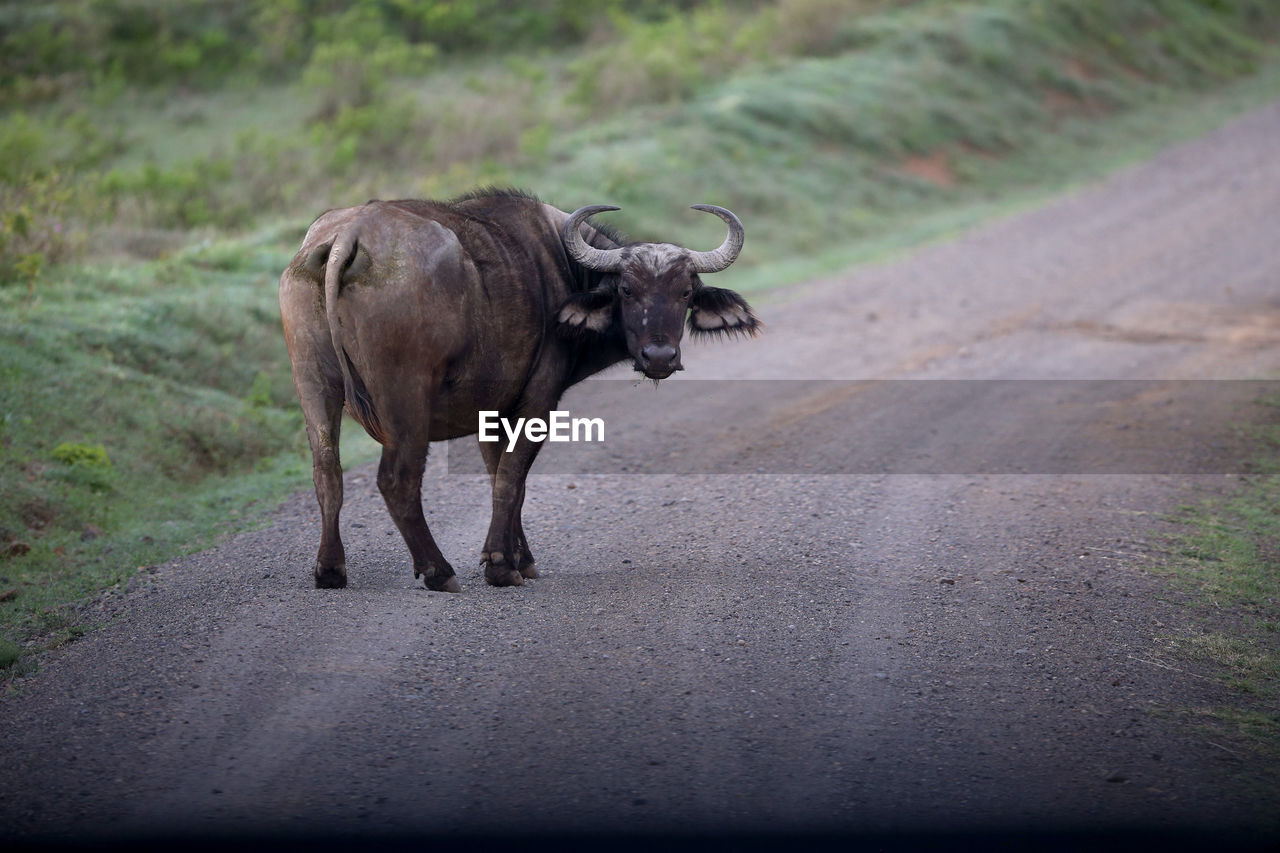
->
4 102 1280 847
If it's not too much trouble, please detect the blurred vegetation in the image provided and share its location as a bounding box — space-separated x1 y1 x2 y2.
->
2 0 1280 669
0 0 698 99
0 0 1276 269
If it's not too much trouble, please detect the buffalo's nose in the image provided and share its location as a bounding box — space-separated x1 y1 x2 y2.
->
639 342 679 377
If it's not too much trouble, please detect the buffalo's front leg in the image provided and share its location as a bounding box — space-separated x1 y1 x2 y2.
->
478 439 538 580
481 431 545 587
512 485 537 580
378 444 460 593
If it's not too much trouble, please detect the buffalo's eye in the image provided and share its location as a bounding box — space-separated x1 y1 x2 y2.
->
620 284 633 298
681 288 692 300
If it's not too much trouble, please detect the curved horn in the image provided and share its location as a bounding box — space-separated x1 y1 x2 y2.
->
687 204 744 274
563 204 626 273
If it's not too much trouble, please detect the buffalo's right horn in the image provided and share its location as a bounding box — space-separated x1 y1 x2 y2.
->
563 205 627 272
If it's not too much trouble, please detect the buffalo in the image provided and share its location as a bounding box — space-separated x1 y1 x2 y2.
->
279 189 758 591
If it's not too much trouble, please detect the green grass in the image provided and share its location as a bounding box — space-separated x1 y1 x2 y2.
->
1156 399 1280 755
1185 706 1280 755
1173 633 1280 696
0 235 381 668
0 634 19 669
4 0 1280 676
1168 495 1280 613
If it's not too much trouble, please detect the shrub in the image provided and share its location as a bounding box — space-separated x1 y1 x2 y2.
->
96 129 311 234
0 109 119 284
247 371 274 410
734 0 888 58
315 94 424 172
51 442 111 469
569 0 891 112
50 442 114 493
0 171 78 288
0 636 20 670
302 6 437 120
571 4 741 109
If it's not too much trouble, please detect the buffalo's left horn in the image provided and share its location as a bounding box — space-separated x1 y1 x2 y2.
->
563 205 627 272
686 204 744 274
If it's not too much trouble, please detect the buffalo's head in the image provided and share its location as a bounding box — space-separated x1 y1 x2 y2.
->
557 204 759 380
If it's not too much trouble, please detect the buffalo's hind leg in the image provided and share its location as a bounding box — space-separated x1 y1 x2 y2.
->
282 262 348 589
378 444 461 593
479 439 538 580
303 385 347 589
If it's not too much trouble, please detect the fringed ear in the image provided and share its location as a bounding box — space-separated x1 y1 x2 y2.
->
688 286 760 338
557 289 615 339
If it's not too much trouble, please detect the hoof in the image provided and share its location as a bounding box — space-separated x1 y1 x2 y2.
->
483 554 524 587
425 574 462 593
315 565 347 589
485 568 524 587
481 550 519 584
516 548 538 579
415 560 458 592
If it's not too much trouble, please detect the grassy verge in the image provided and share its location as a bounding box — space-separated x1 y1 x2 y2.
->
3 0 1280 678
1157 404 1280 756
0 233 381 676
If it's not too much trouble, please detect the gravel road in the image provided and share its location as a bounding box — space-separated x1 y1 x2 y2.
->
3 101 1280 846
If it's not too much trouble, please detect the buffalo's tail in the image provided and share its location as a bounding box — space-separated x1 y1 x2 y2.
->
322 227 387 444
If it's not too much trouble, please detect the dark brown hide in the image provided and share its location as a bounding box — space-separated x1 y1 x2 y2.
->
279 190 756 590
